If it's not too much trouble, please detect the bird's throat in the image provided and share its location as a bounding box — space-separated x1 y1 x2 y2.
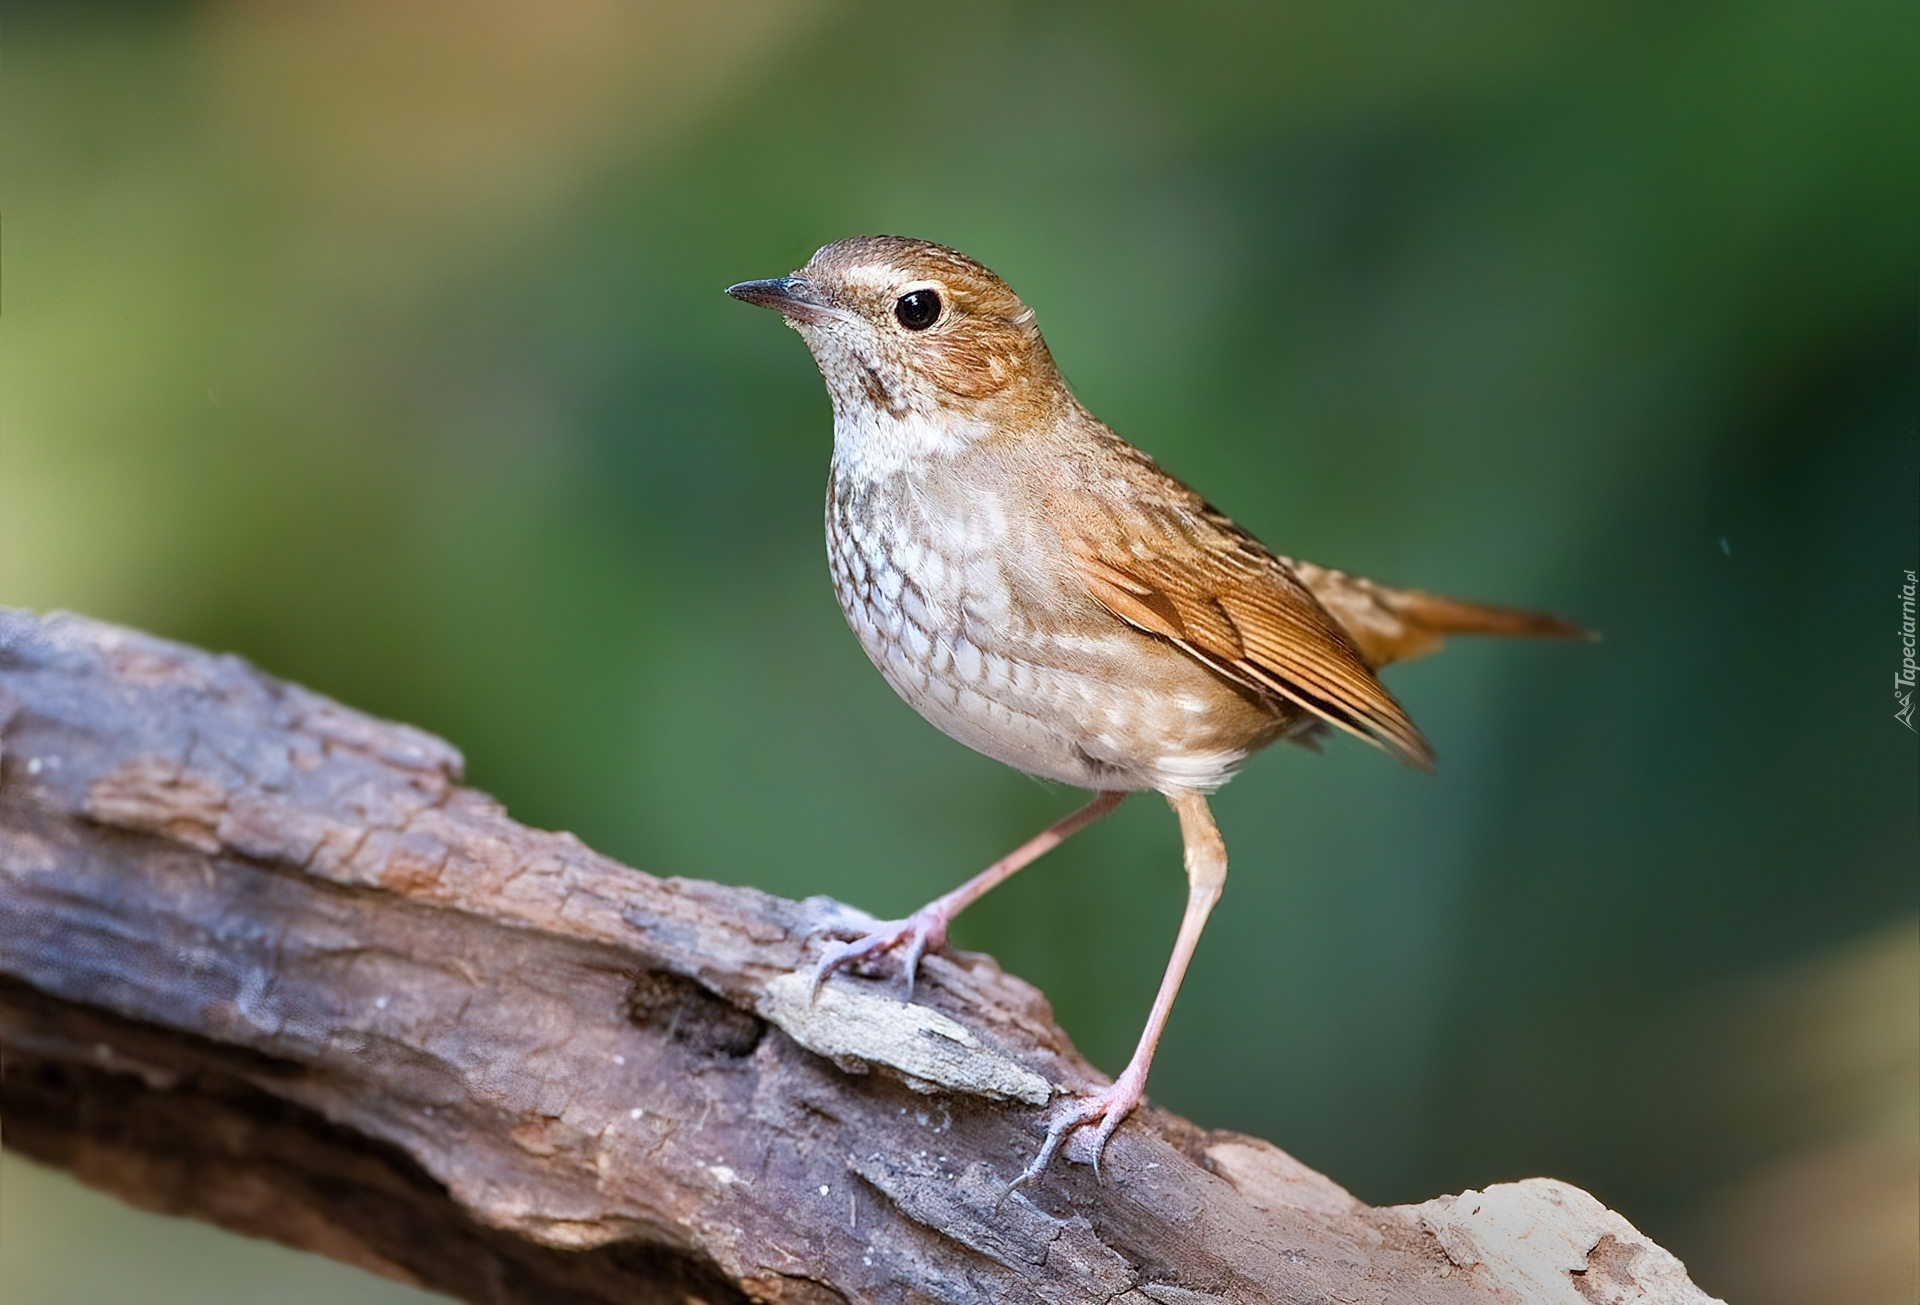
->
829 404 989 484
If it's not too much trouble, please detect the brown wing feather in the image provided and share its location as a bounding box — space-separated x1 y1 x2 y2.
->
1058 489 1434 771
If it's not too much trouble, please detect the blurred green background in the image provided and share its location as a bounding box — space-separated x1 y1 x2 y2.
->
2 2 1914 1301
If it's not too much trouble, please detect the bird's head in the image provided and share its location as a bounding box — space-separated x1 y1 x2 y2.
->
727 236 1067 432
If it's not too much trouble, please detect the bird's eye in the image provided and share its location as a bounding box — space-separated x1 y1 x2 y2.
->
893 289 942 331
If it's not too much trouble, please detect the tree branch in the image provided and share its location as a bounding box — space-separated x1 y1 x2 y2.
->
0 610 1718 1304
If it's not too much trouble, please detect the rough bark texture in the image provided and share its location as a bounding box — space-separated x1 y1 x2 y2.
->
0 610 1719 1304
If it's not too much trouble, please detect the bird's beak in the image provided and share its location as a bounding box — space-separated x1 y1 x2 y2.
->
725 275 838 325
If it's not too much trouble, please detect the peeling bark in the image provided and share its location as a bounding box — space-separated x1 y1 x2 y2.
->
0 610 1719 1304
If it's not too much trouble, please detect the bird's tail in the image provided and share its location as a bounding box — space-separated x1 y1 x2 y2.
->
1287 559 1594 670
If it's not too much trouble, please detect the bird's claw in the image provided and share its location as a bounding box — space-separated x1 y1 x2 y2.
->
1001 1076 1144 1201
807 910 947 1003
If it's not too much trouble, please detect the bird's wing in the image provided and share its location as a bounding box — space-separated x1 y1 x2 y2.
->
1054 465 1433 770
1286 560 1594 669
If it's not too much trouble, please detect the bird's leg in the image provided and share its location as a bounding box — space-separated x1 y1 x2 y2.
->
1011 789 1226 1191
810 790 1127 1002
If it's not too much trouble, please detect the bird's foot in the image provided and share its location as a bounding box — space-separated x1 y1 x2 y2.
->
1007 1069 1146 1195
808 908 949 1003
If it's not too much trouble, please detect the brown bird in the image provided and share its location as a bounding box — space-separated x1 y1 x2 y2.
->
727 236 1586 1187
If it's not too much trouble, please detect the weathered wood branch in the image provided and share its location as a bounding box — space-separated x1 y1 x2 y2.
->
0 610 1718 1304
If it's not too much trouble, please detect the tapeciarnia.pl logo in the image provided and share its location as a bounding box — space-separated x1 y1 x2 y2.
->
1898 569 1917 732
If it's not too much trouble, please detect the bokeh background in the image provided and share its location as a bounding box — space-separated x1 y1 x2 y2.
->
2 2 1914 1301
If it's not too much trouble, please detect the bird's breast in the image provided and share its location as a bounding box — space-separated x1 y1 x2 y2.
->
824 462 1287 792
825 466 1019 695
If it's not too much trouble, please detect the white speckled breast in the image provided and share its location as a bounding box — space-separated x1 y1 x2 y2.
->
824 453 1279 794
